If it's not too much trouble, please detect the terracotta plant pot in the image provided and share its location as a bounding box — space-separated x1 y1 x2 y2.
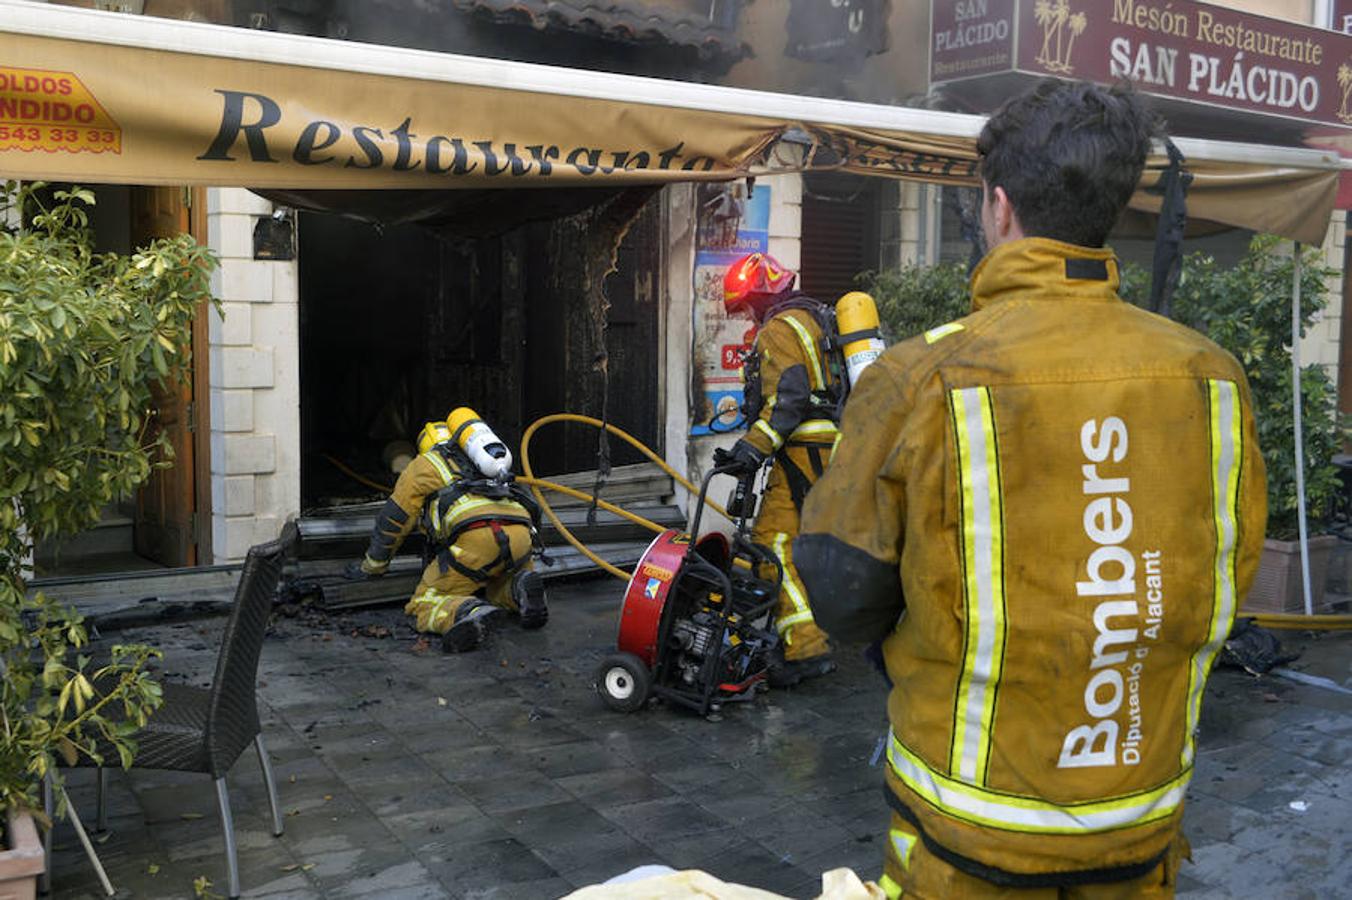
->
1243 535 1339 614
0 808 45 900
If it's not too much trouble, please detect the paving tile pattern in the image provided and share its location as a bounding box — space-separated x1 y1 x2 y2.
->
48 580 1352 898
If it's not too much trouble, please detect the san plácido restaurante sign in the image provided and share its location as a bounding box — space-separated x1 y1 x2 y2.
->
931 0 1352 130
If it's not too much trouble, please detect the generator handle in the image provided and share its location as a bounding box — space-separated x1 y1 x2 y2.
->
689 462 742 545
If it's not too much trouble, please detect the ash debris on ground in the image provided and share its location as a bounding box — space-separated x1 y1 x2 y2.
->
273 594 415 641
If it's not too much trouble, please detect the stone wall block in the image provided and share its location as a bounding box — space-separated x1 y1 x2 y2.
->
212 515 259 561
208 213 254 260
207 188 273 217
222 475 256 516
772 173 803 205
767 239 801 270
208 301 252 346
208 387 255 433
272 260 299 305
768 198 801 238
217 260 275 304
222 434 276 475
220 347 275 390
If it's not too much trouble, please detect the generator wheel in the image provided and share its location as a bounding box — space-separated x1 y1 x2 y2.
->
596 653 650 713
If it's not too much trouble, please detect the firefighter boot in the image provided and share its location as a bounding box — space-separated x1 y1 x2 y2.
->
441 600 505 653
767 649 837 689
512 570 548 630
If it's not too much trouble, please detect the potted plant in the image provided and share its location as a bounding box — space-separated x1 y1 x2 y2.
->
1 182 217 888
1126 235 1345 613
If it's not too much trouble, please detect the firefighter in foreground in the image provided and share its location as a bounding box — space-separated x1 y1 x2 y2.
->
794 81 1266 897
717 252 866 687
351 408 547 653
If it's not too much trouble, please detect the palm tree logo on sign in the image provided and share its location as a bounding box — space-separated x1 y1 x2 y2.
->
1034 0 1086 75
1338 61 1352 124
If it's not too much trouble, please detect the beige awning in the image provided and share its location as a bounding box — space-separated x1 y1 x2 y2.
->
0 2 1342 245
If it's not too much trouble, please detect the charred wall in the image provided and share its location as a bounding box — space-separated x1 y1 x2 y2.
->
298 192 663 507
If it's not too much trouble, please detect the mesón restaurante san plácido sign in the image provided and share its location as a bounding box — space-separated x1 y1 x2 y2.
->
931 0 1352 132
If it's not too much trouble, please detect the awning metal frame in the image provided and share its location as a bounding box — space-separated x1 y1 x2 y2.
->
3 1 1345 178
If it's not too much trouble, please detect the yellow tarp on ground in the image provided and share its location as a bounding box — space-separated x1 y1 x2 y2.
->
561 866 885 900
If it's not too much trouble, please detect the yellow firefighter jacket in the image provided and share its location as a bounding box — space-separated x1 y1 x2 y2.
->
795 238 1266 886
740 301 842 459
362 448 534 573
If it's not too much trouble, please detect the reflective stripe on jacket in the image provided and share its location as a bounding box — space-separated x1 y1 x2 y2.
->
424 489 533 546
366 449 530 562
795 238 1266 884
365 451 458 564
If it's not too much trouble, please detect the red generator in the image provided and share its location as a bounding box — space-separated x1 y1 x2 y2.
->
594 465 781 718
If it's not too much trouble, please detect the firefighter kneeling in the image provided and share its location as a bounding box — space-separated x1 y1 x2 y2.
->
349 408 547 653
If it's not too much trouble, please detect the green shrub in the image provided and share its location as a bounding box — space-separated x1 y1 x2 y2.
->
1121 236 1343 539
0 182 218 812
858 261 970 343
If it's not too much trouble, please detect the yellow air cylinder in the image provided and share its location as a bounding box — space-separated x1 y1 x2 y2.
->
837 291 885 388
416 421 452 455
447 407 513 480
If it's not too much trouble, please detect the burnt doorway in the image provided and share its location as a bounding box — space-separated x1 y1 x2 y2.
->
297 193 664 509
297 214 523 507
523 196 664 476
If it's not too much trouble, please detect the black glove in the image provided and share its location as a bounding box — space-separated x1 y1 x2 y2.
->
343 558 387 581
713 440 767 477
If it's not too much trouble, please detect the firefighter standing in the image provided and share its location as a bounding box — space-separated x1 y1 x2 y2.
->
716 252 841 688
794 82 1266 897
352 410 547 653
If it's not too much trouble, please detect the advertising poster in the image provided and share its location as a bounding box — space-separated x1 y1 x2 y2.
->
690 182 770 437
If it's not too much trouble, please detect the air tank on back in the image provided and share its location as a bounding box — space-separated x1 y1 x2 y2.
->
446 407 513 480
836 291 885 388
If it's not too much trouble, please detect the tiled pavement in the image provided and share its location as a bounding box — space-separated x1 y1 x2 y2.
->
47 578 1352 899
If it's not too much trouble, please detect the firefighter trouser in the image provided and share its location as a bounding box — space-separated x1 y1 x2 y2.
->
751 443 831 662
880 812 1187 899
404 523 534 635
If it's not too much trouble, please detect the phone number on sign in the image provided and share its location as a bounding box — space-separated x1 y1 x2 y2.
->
0 125 118 145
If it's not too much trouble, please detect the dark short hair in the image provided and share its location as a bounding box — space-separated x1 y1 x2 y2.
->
977 80 1160 247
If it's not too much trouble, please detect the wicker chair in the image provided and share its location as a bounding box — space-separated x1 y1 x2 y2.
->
59 524 296 899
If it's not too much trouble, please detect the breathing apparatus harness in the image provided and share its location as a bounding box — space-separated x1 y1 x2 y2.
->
420 441 546 582
741 292 882 423
740 292 880 511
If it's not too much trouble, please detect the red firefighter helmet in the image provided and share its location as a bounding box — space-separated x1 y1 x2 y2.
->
723 252 796 316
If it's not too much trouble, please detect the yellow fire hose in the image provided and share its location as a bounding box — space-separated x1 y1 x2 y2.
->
323 454 397 494
327 413 734 583
1249 612 1352 631
519 413 733 581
